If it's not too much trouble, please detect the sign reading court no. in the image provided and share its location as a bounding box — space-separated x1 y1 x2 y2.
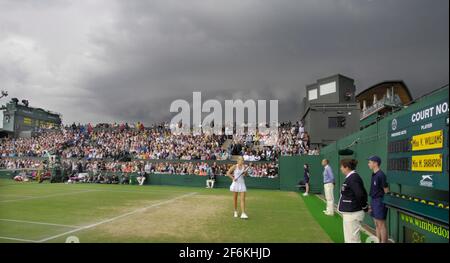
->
387 97 448 190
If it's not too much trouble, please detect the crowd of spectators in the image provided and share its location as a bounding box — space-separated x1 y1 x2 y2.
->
1 120 318 180
0 158 44 170
1 121 317 162
0 130 67 158
60 159 278 178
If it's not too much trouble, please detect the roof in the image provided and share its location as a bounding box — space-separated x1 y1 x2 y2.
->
356 80 413 103
317 73 354 82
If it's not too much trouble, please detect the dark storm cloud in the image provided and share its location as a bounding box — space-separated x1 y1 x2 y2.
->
1 0 448 124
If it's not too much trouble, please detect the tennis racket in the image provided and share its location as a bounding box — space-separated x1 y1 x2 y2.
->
234 166 250 181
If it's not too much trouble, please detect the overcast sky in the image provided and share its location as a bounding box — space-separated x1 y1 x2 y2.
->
0 0 448 125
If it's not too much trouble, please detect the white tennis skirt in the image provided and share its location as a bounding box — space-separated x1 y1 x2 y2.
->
230 181 247 192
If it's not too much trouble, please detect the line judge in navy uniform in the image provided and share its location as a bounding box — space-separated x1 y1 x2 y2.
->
367 155 389 243
338 159 368 243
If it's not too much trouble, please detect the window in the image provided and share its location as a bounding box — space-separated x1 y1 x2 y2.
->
320 81 336 96
308 89 318 101
328 116 346 128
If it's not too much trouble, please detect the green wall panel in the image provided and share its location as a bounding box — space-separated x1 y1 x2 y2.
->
279 155 323 193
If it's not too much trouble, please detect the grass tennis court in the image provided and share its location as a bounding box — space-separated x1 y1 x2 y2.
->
0 179 342 243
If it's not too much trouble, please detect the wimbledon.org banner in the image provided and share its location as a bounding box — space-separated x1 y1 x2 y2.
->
400 213 449 240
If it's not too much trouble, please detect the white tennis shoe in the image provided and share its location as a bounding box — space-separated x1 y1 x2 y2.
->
240 213 248 219
234 211 239 218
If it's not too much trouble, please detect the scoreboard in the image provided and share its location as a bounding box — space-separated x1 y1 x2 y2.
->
385 97 449 242
387 99 448 191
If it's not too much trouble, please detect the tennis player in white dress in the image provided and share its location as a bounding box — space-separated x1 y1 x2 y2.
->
226 156 249 219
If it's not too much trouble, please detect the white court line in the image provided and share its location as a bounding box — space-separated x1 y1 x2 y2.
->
0 189 99 203
0 236 39 243
0 194 34 198
0 218 80 228
0 188 191 203
85 188 188 194
38 192 197 243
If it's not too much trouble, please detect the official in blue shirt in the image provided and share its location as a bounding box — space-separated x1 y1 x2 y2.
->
322 159 335 216
367 155 389 243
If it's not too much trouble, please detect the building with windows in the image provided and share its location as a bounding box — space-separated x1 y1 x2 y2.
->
0 99 62 138
357 81 413 128
301 74 360 146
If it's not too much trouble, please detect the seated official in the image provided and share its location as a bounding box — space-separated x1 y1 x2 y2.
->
206 165 216 189
136 171 146 186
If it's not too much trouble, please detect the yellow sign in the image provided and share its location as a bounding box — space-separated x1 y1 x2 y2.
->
411 154 442 172
23 117 33 125
411 130 443 151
